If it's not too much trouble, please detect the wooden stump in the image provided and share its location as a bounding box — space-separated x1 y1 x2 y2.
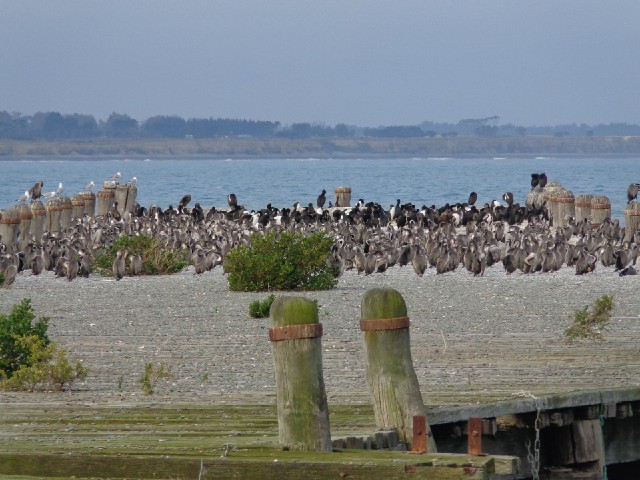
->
574 194 592 223
270 296 332 452
360 288 437 452
624 201 640 242
335 186 352 208
590 195 611 229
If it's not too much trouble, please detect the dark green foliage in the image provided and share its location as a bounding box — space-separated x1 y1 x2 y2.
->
0 299 50 378
94 234 190 275
225 231 340 292
0 271 4 286
565 294 614 342
249 295 276 318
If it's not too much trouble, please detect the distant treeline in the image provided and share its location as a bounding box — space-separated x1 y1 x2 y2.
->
1 110 640 140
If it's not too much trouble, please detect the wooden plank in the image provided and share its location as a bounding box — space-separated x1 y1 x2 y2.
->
412 416 427 453
572 419 605 467
468 417 483 455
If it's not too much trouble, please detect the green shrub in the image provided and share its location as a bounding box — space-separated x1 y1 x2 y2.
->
565 294 613 342
249 294 276 318
225 231 340 292
140 362 174 395
0 335 88 392
94 234 191 275
0 299 49 378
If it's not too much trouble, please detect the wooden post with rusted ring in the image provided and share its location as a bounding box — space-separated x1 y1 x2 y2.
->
360 287 437 452
270 296 332 452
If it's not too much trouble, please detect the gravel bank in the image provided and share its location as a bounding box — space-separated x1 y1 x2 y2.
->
1 265 639 408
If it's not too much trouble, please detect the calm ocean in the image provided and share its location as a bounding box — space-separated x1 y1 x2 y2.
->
1 156 638 221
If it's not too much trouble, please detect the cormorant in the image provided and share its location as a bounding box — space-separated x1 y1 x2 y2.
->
317 189 326 208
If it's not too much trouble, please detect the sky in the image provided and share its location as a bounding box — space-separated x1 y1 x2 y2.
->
1 1 640 127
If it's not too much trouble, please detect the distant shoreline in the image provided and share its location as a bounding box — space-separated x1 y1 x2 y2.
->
2 136 640 159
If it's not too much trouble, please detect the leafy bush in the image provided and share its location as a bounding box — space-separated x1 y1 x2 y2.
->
0 299 49 378
94 234 191 275
225 231 340 291
140 362 174 395
249 294 276 318
565 294 613 342
0 335 88 392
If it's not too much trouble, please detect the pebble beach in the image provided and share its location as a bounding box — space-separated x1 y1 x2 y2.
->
1 264 639 409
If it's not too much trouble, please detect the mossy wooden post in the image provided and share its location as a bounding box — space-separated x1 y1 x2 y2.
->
45 198 62 233
97 183 116 216
0 208 20 252
59 197 73 230
360 288 437 452
270 296 332 452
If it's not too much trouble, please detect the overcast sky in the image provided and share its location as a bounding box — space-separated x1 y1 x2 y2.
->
2 1 639 127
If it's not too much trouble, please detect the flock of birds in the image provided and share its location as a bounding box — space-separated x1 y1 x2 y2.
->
1 172 640 288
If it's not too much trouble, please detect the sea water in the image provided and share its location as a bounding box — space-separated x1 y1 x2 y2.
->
1 155 638 221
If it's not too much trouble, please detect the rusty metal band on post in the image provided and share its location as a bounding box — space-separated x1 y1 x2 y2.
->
550 197 575 204
359 316 410 331
269 323 323 342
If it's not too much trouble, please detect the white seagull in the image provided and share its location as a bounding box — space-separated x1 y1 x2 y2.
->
85 180 96 192
129 176 137 187
55 182 64 196
16 191 30 203
110 172 122 182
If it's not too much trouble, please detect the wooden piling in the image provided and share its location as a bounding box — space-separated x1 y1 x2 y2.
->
269 296 332 452
96 183 116 216
335 186 352 208
29 201 46 244
590 195 611 229
81 191 96 217
574 194 592 223
125 185 137 214
0 207 20 252
525 187 545 210
18 204 32 248
624 201 640 242
548 188 575 228
46 199 63 233
59 197 73 230
360 288 437 452
71 194 85 220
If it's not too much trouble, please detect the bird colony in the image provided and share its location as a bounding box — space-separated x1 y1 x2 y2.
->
1 172 640 288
